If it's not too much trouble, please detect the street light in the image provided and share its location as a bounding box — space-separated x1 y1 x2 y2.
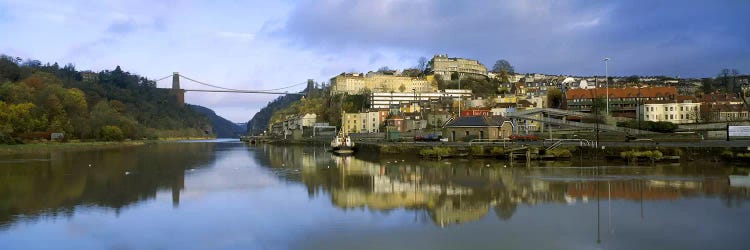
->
604 57 610 114
458 77 462 117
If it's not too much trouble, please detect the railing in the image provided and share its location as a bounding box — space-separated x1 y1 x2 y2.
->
468 138 513 147
544 139 594 149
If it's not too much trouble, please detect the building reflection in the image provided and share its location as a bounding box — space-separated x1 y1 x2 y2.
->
0 142 216 229
259 144 750 227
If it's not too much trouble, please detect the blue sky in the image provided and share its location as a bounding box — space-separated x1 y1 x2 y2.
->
1 0 748 122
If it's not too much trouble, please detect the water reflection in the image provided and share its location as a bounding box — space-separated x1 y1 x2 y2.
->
0 142 216 229
257 144 750 227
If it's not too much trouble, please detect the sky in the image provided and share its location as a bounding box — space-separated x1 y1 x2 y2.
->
1 0 749 122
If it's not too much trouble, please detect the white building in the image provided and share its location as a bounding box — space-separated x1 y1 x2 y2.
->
642 101 700 124
370 89 472 109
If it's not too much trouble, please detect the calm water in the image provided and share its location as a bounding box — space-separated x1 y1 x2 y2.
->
1 140 749 250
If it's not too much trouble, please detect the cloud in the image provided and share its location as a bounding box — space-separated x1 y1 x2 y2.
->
272 0 750 77
107 18 139 34
567 18 600 29
216 31 256 42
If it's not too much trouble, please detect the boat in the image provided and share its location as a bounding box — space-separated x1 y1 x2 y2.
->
330 133 355 155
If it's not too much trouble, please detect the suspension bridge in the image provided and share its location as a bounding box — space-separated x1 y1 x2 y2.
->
154 72 306 106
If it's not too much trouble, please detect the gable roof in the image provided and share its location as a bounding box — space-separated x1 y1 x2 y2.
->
444 115 509 127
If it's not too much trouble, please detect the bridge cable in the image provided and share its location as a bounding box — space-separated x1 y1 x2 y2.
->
152 75 173 82
178 73 308 92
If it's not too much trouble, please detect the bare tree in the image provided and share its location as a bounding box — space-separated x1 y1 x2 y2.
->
417 57 428 72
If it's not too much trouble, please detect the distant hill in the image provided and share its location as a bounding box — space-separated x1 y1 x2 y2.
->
246 95 302 135
235 122 247 132
190 105 243 138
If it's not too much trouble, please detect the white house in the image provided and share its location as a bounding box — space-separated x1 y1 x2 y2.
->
642 100 700 124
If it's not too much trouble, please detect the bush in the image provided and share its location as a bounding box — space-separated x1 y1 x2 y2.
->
100 125 124 141
0 133 21 144
491 147 506 156
548 148 572 158
380 145 402 154
620 150 662 164
419 146 454 159
470 146 484 156
721 150 734 158
617 120 677 133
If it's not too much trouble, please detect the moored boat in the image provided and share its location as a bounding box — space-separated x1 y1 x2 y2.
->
330 133 355 155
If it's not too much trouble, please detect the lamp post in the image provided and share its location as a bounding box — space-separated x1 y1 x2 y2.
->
604 58 610 114
458 77 462 117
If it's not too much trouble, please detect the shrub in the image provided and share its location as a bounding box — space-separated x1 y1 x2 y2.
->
380 145 401 154
491 147 506 156
470 146 484 156
617 120 677 133
548 148 572 158
100 125 124 141
720 150 734 159
419 146 454 159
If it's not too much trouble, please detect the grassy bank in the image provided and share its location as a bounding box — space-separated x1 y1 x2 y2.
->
157 137 216 141
0 141 147 156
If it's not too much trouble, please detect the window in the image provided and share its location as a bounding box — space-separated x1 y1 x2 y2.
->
670 107 674 111
680 107 683 111
670 114 674 119
664 107 668 111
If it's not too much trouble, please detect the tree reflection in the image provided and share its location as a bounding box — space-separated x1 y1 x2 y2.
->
0 142 215 229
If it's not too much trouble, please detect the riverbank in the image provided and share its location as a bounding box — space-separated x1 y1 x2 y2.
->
0 141 148 156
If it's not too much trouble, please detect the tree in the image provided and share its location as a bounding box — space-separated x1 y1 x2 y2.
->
546 87 563 108
399 84 406 93
401 68 421 77
625 75 639 84
377 66 392 74
450 72 460 81
0 55 21 83
492 59 515 74
417 57 428 72
0 102 37 135
701 78 714 93
100 125 124 141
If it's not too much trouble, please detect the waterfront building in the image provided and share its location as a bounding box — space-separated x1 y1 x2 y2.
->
443 116 513 142
386 115 406 132
642 98 701 124
268 113 318 139
427 54 487 80
341 110 388 133
566 87 678 118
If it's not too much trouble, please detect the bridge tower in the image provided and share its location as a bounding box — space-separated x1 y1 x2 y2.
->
172 72 180 89
171 72 185 107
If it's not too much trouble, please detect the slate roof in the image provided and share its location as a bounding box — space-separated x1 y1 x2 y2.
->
566 87 677 99
444 115 508 127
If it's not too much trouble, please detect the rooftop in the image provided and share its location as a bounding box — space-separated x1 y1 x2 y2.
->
444 116 508 127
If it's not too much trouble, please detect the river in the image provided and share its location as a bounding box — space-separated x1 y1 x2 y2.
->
0 140 749 249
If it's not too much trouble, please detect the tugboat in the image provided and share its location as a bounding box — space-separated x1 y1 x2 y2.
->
330 132 355 155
